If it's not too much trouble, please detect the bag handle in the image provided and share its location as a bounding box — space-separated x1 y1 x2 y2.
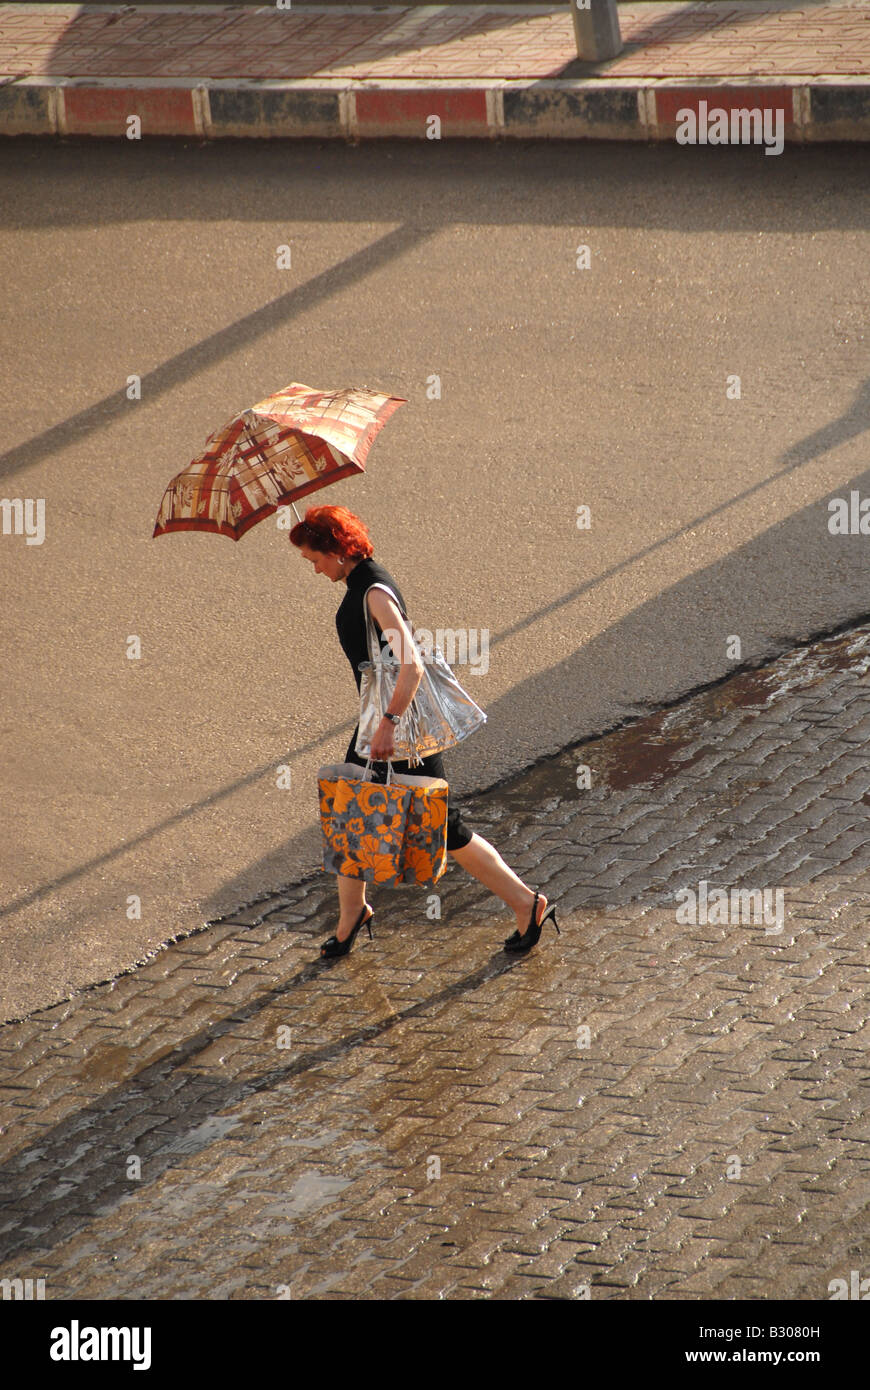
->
364 754 393 785
362 585 426 769
363 583 417 664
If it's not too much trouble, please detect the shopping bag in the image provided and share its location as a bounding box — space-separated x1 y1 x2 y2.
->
317 761 412 886
356 584 486 767
391 770 449 888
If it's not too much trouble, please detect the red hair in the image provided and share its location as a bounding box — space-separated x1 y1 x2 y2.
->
288 504 373 559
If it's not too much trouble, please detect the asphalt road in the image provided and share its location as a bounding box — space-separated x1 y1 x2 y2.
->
1 136 869 1022
11 1 642 6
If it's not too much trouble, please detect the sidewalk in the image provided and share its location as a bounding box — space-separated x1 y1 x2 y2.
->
1 619 869 1298
2 2 870 142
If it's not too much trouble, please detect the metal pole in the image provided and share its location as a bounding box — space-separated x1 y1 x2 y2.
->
570 0 623 62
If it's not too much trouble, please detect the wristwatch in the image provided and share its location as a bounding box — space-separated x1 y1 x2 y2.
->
384 712 400 725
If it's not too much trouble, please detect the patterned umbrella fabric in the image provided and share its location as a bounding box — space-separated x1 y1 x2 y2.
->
152 382 407 541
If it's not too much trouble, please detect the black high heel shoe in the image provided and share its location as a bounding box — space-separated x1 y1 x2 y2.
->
320 903 374 959
503 890 560 954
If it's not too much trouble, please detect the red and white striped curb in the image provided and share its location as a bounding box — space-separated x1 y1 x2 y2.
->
1 74 869 141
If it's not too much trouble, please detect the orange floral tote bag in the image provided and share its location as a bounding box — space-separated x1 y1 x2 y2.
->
391 770 449 888
318 761 412 886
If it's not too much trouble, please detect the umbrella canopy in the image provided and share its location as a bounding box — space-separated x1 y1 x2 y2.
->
152 382 407 541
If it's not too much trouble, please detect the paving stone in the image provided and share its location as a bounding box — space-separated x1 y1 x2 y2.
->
3 622 870 1296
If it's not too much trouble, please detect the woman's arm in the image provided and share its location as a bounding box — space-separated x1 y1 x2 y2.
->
366 588 424 760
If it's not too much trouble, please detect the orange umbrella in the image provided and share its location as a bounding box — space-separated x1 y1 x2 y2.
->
152 382 406 541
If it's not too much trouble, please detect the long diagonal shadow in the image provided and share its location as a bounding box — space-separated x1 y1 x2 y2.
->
0 948 518 1263
0 222 432 486
4 377 869 922
497 378 870 645
0 712 357 921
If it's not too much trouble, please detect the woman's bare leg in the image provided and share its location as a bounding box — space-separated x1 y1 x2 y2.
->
448 833 547 936
335 874 369 941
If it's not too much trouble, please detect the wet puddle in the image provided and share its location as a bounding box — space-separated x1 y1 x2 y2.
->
163 1114 243 1156
273 1170 351 1218
481 625 870 803
76 1040 179 1084
591 710 719 792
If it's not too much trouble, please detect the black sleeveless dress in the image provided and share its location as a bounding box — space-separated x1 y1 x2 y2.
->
335 555 473 852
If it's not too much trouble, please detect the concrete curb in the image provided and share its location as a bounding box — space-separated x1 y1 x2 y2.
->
2 74 870 142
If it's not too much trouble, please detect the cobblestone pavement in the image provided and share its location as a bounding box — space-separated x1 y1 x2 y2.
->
1 622 869 1300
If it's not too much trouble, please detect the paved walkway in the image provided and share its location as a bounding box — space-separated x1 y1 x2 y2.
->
3 2 870 140
1 2 869 80
1 620 869 1298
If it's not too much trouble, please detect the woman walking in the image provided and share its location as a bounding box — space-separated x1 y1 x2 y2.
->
290 504 560 960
